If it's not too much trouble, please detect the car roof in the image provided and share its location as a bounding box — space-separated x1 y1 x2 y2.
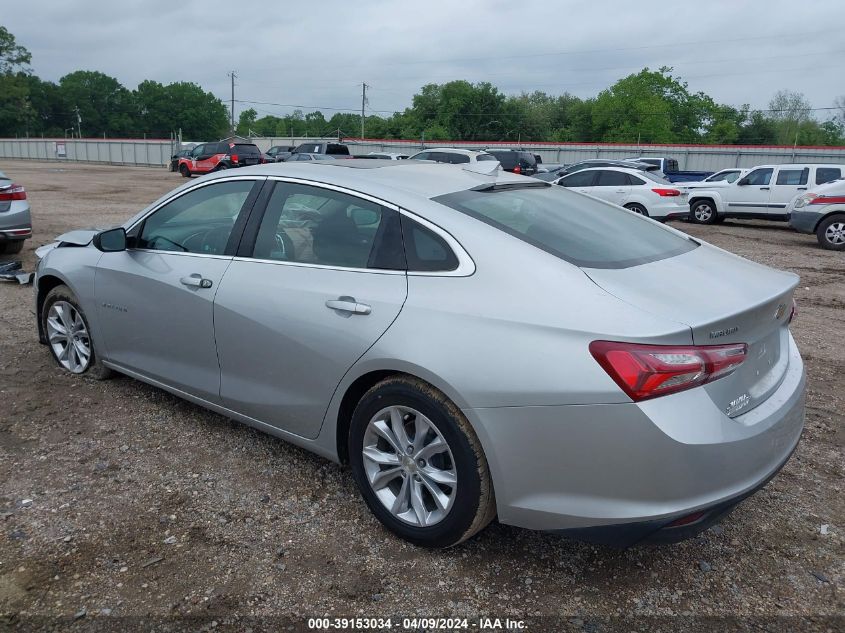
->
564 167 648 177
415 147 490 156
214 160 527 200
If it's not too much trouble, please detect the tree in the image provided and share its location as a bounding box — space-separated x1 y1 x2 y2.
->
767 90 812 145
0 25 32 136
236 107 257 136
163 82 229 139
58 70 134 137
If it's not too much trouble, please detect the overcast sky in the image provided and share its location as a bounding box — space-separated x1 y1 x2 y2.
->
5 0 845 122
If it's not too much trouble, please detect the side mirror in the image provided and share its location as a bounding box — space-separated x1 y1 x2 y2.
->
93 227 127 252
737 177 749 186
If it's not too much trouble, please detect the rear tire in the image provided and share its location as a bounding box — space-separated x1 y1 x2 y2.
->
0 240 24 255
816 214 845 251
690 199 718 224
179 164 191 178
348 376 496 548
41 285 113 380
214 163 229 171
624 203 649 217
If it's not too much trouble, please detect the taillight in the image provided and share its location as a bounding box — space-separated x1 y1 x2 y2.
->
651 188 681 197
589 341 747 401
0 183 26 201
513 165 522 174
810 195 845 205
230 154 239 163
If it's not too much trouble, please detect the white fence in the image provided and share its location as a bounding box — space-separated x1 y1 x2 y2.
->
3 136 845 172
0 138 173 166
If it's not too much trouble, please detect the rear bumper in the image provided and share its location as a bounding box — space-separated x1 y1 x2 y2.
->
0 202 32 242
788 210 823 234
465 334 805 543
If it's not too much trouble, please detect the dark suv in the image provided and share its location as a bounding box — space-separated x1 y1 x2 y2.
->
177 142 263 177
266 145 295 162
292 141 352 158
484 149 538 176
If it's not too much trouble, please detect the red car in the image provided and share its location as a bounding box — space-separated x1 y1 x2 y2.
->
177 141 264 177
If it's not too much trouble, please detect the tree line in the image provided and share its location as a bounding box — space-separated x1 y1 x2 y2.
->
3 25 844 146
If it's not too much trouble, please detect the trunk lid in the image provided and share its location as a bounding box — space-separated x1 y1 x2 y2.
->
583 243 798 417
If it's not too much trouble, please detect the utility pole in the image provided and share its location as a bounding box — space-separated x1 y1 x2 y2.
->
361 83 368 139
74 106 82 138
227 71 237 135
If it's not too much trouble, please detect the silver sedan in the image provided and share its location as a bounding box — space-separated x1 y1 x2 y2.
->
35 161 805 548
0 170 32 254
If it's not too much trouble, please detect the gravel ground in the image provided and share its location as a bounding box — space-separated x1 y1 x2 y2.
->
0 161 842 632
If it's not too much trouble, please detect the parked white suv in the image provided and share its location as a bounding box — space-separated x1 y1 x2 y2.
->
555 167 687 220
408 148 499 166
687 163 845 224
788 177 845 250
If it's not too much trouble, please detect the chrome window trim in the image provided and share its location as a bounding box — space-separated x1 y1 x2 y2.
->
125 249 232 260
230 257 405 275
126 175 265 233
253 176 475 277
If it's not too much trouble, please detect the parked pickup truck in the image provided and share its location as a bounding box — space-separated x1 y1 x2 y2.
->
625 157 713 183
686 163 845 224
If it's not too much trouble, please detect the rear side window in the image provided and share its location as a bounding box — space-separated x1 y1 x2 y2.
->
401 216 458 272
776 168 808 185
477 154 498 162
628 174 646 186
325 144 350 156
433 185 697 269
596 170 629 186
816 167 841 184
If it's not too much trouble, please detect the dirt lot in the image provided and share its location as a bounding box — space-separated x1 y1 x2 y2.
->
0 161 842 632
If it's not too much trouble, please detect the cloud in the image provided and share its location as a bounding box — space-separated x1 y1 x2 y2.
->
4 0 844 122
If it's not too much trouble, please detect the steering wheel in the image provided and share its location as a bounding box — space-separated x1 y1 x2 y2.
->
150 235 187 252
274 231 295 260
182 226 232 254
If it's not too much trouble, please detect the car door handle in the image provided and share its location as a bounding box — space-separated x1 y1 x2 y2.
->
797 187 807 190
615 189 626 193
180 274 213 289
325 298 371 315
760 186 770 190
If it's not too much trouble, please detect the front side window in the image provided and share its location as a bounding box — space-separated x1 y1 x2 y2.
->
559 171 596 187
816 167 841 184
252 183 397 269
137 180 255 254
775 168 808 186
411 152 430 161
744 168 773 186
433 185 696 269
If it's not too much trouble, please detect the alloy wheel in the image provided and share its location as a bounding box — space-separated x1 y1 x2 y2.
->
361 405 457 527
46 301 91 373
694 203 713 222
825 221 845 245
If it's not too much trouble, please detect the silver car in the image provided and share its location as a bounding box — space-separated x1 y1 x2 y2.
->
0 170 32 254
35 161 805 548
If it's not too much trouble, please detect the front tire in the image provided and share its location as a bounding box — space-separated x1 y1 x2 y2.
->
179 164 191 178
42 285 113 380
348 376 496 548
690 199 718 224
816 214 845 251
0 240 24 255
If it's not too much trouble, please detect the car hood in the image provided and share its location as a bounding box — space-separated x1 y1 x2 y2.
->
54 228 103 245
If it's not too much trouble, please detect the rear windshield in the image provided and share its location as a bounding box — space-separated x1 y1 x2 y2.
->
233 144 261 155
433 185 697 269
489 151 517 169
